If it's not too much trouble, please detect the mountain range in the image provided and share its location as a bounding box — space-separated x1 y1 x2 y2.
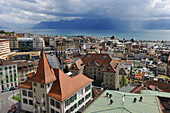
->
32 18 170 30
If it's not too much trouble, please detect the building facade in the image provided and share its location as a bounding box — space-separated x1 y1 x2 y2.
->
18 38 33 52
18 51 93 113
69 53 120 89
33 36 45 51
0 39 10 55
0 59 18 91
0 36 19 51
17 61 38 84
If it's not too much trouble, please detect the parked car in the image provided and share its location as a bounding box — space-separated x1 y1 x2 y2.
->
11 105 16 109
8 109 16 113
8 105 16 113
9 87 16 91
1 88 9 93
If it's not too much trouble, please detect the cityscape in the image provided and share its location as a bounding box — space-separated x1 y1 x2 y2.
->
0 31 170 113
1 0 170 113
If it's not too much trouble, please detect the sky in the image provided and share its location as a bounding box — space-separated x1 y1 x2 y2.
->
1 0 170 28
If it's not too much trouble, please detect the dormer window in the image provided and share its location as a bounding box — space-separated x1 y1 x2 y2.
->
108 67 111 70
80 63 84 66
103 56 107 59
87 55 91 58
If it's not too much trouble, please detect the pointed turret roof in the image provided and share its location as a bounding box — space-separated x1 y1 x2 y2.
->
29 51 56 84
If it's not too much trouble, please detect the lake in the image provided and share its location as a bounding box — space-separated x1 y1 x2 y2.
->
2 29 170 41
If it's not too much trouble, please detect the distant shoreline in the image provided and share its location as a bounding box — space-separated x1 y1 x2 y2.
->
1 29 170 41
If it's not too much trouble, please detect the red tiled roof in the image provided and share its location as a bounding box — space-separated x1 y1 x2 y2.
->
47 69 93 101
69 59 84 70
70 53 119 72
29 51 56 84
17 80 32 90
81 54 112 67
27 72 35 78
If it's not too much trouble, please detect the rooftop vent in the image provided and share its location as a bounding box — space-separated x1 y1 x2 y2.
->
109 94 112 98
106 92 109 97
110 99 113 104
139 96 143 102
133 98 137 103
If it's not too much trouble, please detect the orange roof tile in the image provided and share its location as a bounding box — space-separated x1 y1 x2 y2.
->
81 54 111 67
29 51 56 84
48 69 93 101
69 59 84 70
134 75 143 79
17 80 32 90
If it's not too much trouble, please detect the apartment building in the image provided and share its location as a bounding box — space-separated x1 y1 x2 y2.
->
18 51 93 113
33 36 45 51
0 39 10 54
17 61 38 84
0 59 18 91
69 53 120 89
18 38 33 52
0 36 19 51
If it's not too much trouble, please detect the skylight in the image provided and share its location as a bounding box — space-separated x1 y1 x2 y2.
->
103 56 107 59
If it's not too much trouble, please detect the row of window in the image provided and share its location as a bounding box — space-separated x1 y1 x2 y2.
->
51 108 59 113
0 78 17 84
23 98 33 105
85 93 91 100
0 65 16 71
22 90 33 98
65 94 77 108
90 68 101 71
34 82 50 88
65 93 91 113
20 69 34 73
65 103 77 113
85 85 91 92
50 99 60 109
2 82 15 87
0 71 17 76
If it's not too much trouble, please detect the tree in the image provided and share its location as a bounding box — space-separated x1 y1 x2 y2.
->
0 30 5 33
120 75 126 87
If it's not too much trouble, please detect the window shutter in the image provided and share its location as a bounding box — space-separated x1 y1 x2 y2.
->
75 94 77 100
72 97 74 102
68 99 70 105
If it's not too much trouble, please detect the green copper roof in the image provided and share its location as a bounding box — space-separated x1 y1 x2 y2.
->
141 90 170 98
83 90 162 113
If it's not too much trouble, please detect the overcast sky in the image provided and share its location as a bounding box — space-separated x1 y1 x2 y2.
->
1 0 170 27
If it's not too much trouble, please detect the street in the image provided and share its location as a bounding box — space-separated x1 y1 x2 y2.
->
0 90 18 113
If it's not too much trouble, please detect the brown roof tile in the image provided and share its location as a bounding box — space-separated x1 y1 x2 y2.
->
0 59 16 66
69 59 84 70
17 80 32 90
48 69 93 101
